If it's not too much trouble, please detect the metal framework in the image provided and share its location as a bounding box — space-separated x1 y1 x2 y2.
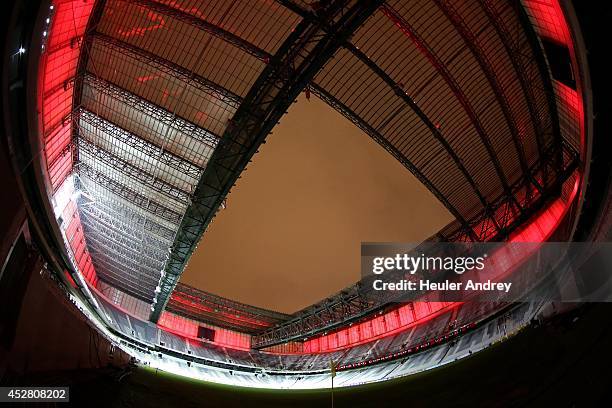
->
433 0 534 187
252 143 580 349
77 162 183 224
128 0 274 61
78 137 192 206
91 32 243 108
380 4 517 204
40 0 580 336
289 0 564 239
149 0 385 321
81 73 220 147
166 283 290 334
77 108 203 181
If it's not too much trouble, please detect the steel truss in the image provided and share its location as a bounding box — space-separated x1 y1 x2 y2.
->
78 202 172 248
95 268 156 302
503 0 565 178
252 141 579 348
150 0 385 322
379 4 521 214
79 200 175 246
433 0 534 189
166 283 290 334
79 208 168 261
85 244 161 287
77 162 182 225
166 303 278 334
78 137 192 206
91 32 242 108
83 231 163 276
478 0 553 186
285 0 566 241
252 285 374 348
77 108 203 181
82 74 220 147
127 0 271 61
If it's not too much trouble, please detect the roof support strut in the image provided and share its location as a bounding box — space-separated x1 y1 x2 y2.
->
149 0 383 322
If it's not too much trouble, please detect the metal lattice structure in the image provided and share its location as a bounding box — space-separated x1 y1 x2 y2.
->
63 0 313 307
38 0 582 339
150 0 386 321
166 283 290 334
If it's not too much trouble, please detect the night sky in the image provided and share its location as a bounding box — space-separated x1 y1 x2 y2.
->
180 94 452 313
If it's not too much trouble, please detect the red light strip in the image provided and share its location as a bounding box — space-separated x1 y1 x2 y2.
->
158 311 251 349
40 1 98 285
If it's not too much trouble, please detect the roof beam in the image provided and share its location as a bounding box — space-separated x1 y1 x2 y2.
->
84 231 164 273
96 274 155 303
79 202 171 248
433 0 536 191
79 209 168 261
278 1 480 239
126 0 271 61
77 108 203 181
78 196 175 243
479 0 563 187
77 162 182 225
82 73 219 147
76 174 179 234
91 32 242 108
90 249 159 287
149 0 385 322
380 4 522 220
78 137 192 206
174 283 289 322
166 303 272 334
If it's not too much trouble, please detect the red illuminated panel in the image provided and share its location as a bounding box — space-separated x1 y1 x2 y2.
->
214 328 250 350
522 0 571 46
64 270 77 288
62 200 98 286
40 0 95 191
158 311 199 337
523 0 585 150
158 311 251 350
301 170 581 354
44 123 71 167
302 302 458 353
48 150 73 192
510 171 579 243
38 1 99 286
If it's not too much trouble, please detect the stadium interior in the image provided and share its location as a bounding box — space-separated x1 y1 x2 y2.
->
1 0 611 406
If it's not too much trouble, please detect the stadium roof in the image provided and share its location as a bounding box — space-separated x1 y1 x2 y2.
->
38 0 584 335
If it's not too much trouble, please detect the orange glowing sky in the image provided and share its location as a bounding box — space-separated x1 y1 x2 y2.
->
180 94 452 313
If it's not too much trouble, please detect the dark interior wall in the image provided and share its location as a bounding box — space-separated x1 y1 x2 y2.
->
0 77 129 383
0 0 28 288
571 1 612 241
0 0 130 381
0 0 35 374
0 142 26 266
2 267 131 377
0 25 30 356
